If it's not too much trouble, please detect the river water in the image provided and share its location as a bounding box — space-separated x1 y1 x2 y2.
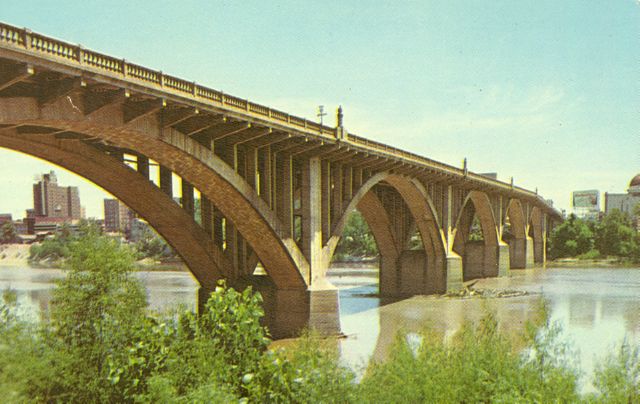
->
1 264 639 391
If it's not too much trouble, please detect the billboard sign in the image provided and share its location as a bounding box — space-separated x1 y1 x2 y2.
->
572 190 599 209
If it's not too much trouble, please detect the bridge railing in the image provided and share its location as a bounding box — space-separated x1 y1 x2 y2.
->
0 22 560 218
0 22 340 138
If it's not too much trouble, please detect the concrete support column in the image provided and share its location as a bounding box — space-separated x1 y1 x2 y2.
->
525 236 535 268
201 196 213 237
137 155 150 180
497 241 510 277
246 146 258 190
444 185 463 290
379 254 399 296
159 165 173 197
259 147 272 207
249 277 340 338
181 179 195 217
446 252 463 291
301 158 327 282
275 155 293 237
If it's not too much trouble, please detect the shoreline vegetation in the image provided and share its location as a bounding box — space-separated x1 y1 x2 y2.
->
1 233 639 402
548 210 639 265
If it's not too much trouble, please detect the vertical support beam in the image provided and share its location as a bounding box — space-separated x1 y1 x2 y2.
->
181 179 194 217
159 165 173 197
201 196 213 237
444 185 463 290
213 208 224 249
343 165 353 204
226 221 238 278
260 147 273 207
302 157 325 283
331 163 343 225
321 161 331 244
137 155 150 180
246 146 259 190
496 195 510 277
353 167 363 191
276 154 293 237
525 236 535 268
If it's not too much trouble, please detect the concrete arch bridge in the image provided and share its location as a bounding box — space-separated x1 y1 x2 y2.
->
0 23 561 337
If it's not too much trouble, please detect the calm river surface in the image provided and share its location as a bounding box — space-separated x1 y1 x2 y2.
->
1 264 639 391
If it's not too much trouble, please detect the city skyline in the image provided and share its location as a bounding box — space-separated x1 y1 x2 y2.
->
0 1 638 218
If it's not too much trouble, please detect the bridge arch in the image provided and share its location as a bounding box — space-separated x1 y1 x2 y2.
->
0 133 231 290
503 199 527 269
452 191 499 280
0 96 310 292
327 173 447 295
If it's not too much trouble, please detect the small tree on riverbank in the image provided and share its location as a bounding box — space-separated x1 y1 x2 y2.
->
0 221 16 244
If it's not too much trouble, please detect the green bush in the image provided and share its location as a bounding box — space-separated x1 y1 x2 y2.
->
358 310 580 403
246 332 357 403
577 249 601 260
590 343 640 403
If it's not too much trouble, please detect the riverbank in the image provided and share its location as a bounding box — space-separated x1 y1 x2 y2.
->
0 243 189 271
0 244 30 266
549 257 638 268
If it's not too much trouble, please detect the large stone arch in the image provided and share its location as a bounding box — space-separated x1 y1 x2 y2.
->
0 96 309 291
452 191 499 280
0 132 231 290
326 173 447 295
503 199 527 269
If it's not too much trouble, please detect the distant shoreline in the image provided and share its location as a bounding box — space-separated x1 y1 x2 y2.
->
0 243 189 272
548 258 638 268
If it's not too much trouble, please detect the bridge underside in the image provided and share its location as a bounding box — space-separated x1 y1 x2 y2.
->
0 27 559 338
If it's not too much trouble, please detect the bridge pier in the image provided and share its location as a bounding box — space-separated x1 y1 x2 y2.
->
525 236 536 268
204 276 340 339
498 241 510 277
446 252 464 291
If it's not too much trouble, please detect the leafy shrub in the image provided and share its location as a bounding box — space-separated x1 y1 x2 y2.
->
590 343 640 403
358 310 580 403
246 332 357 403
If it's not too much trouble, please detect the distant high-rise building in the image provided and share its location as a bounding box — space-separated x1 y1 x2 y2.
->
103 199 134 234
32 171 81 220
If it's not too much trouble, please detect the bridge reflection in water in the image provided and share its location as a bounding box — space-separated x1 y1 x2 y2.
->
0 22 560 337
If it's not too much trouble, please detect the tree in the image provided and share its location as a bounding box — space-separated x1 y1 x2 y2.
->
594 209 636 257
334 210 378 260
0 221 16 244
47 233 148 402
548 214 594 259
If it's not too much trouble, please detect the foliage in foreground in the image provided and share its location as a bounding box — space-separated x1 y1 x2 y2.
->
3 233 640 402
359 307 579 403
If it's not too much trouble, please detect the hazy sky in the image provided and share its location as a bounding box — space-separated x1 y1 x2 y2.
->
1 1 638 219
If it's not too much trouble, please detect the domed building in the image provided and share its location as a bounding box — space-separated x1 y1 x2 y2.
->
604 174 640 227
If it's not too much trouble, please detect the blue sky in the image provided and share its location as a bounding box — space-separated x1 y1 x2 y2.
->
0 1 638 218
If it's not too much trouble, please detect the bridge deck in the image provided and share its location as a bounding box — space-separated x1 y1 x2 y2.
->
0 21 559 219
